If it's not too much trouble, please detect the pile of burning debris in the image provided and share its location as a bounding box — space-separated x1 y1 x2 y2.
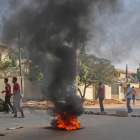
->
51 111 83 130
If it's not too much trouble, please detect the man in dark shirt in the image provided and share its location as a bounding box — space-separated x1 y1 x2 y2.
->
96 82 105 112
1 78 14 113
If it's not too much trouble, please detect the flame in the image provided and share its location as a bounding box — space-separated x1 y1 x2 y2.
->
55 111 82 130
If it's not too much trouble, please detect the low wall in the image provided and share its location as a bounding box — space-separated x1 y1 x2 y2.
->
77 85 94 100
23 77 42 99
0 76 42 101
104 85 111 99
0 76 23 101
119 86 125 99
111 95 119 99
0 76 96 101
136 88 140 99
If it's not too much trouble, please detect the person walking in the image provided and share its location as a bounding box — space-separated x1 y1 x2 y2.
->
12 77 24 118
125 84 133 113
132 86 136 105
96 82 105 113
1 78 14 114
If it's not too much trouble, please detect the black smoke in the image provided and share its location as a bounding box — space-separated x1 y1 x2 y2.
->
0 0 124 116
1 0 94 116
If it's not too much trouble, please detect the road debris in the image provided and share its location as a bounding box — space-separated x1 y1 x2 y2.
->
6 126 24 130
0 133 5 136
116 111 128 117
131 115 137 117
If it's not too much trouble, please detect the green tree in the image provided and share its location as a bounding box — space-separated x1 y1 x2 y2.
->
7 47 30 75
2 58 16 68
1 58 17 76
78 53 118 98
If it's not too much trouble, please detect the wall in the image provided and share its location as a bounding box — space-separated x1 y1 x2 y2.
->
120 73 125 78
77 85 94 100
0 76 22 101
0 76 42 101
23 76 42 99
104 85 111 99
111 95 119 99
111 84 118 95
136 88 140 99
119 86 125 99
0 76 96 101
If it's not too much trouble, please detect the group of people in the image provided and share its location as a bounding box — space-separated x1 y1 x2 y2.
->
96 82 137 113
1 77 24 118
1 78 137 117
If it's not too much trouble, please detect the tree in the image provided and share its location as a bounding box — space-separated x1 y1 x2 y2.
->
1 58 17 76
2 58 16 68
8 47 30 75
78 53 118 98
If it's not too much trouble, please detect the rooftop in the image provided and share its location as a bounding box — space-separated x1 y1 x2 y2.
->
0 43 9 49
115 68 136 74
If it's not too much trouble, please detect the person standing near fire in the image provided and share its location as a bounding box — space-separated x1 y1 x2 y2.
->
132 86 136 105
125 84 133 113
1 78 14 114
12 77 24 118
96 82 105 113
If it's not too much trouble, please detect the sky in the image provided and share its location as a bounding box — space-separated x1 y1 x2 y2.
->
86 0 140 72
0 0 140 72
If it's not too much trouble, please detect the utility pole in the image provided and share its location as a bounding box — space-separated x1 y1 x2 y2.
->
18 32 23 94
126 64 128 83
74 14 79 91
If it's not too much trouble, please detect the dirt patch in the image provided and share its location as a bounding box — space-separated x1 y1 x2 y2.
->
21 99 140 109
83 99 123 106
21 101 48 110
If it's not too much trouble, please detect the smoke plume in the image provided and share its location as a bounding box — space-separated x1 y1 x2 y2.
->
0 0 125 116
0 0 95 116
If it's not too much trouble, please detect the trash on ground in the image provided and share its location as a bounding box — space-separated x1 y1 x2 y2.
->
6 126 23 130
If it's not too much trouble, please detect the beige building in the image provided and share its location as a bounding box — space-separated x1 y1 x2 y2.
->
0 43 9 62
77 68 139 100
115 68 136 83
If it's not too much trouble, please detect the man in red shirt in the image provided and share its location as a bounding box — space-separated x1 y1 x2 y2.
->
96 82 105 112
132 86 136 105
12 77 24 118
1 78 14 113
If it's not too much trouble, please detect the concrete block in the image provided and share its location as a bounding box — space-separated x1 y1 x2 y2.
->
131 115 137 117
116 111 128 117
102 112 107 115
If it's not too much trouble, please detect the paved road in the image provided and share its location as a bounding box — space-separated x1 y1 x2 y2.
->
0 104 140 140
